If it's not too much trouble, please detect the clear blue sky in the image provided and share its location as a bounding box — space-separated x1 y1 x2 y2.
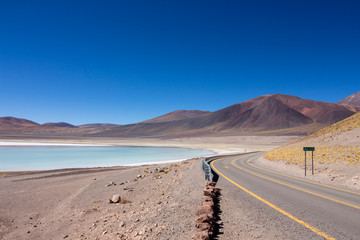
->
1 1 359 125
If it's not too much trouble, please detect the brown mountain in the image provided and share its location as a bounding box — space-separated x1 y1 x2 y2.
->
337 91 360 107
90 94 360 137
0 117 40 128
43 122 78 128
78 123 119 128
141 110 211 123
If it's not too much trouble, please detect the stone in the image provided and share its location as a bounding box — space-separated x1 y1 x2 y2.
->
207 181 216 187
203 188 215 198
109 194 121 203
196 222 213 232
196 202 214 216
106 181 116 187
192 230 210 240
202 195 213 202
195 214 214 224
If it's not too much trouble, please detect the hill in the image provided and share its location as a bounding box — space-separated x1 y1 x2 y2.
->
90 94 359 137
43 122 78 128
337 91 360 107
0 117 120 136
0 117 40 128
141 110 211 123
78 123 119 128
264 112 360 165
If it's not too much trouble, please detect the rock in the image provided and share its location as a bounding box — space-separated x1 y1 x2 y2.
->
195 214 214 224
192 230 210 240
196 202 214 216
196 222 213 232
106 181 116 187
207 181 216 187
203 188 215 198
119 221 125 227
109 194 121 203
202 195 213 202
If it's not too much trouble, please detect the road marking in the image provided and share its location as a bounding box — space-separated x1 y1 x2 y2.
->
246 159 360 196
211 158 336 240
230 158 360 210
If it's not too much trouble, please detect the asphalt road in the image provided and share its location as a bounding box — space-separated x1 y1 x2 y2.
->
210 152 360 240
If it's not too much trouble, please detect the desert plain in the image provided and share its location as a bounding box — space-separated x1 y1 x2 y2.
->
0 135 297 240
1 134 359 240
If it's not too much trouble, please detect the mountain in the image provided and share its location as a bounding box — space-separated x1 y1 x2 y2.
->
78 123 119 128
2 94 359 137
43 122 78 128
90 94 360 137
0 117 40 128
0 117 119 136
141 110 211 123
337 91 360 107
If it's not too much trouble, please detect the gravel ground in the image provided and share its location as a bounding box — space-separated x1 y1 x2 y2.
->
0 158 205 240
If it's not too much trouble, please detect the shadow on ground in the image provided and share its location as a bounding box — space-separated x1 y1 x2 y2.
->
211 163 223 239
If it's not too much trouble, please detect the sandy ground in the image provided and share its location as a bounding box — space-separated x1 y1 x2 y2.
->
0 159 206 240
257 156 360 191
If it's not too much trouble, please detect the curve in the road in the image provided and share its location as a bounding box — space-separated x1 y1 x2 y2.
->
246 159 360 196
210 153 360 240
230 157 360 210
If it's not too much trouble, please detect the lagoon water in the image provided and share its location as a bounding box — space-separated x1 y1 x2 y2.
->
0 146 214 171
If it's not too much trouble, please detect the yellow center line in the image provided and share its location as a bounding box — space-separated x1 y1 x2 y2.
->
246 159 360 196
230 158 360 210
211 158 336 240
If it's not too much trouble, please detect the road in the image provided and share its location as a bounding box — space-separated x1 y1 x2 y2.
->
210 152 360 240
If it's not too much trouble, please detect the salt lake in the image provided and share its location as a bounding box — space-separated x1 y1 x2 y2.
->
0 146 214 171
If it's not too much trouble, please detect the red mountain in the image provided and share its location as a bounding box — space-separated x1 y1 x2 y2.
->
141 110 211 123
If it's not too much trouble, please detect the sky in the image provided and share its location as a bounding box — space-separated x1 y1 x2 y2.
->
1 0 359 125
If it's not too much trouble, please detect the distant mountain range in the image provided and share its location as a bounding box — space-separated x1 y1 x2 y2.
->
337 91 360 107
1 93 359 137
90 94 359 137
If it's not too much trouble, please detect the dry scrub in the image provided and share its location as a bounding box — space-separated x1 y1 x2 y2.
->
265 112 360 166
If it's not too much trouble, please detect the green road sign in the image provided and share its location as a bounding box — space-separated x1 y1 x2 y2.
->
303 147 315 151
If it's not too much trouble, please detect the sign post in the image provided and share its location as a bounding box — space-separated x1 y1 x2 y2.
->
303 147 315 176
